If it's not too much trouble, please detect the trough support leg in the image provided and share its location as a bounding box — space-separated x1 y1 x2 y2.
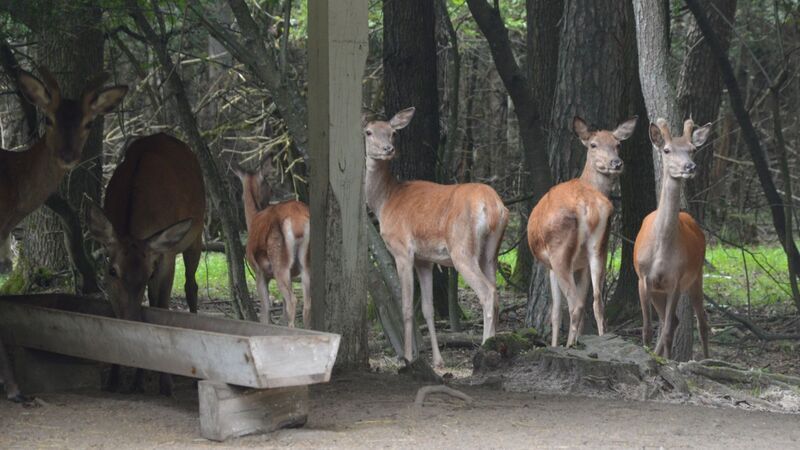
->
198 381 309 441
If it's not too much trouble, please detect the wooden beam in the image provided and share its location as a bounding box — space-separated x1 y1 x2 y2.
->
198 381 308 441
307 0 370 368
0 295 339 389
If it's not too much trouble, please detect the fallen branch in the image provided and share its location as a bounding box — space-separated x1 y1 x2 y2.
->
680 360 800 389
414 385 474 408
704 295 800 341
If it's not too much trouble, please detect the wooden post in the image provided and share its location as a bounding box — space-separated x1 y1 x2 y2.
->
307 0 370 369
198 381 308 441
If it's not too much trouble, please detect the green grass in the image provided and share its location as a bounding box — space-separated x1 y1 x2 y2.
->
2 243 796 308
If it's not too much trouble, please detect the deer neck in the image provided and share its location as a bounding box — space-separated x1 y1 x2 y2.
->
578 159 614 197
241 187 263 232
364 157 399 219
23 139 68 207
653 173 683 243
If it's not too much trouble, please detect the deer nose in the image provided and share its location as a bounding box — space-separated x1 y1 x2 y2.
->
610 159 623 170
383 145 394 153
684 162 696 173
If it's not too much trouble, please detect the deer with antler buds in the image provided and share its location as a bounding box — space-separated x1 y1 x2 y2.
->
0 67 127 402
634 118 712 359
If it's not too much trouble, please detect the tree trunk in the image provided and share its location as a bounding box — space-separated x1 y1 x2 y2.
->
677 0 737 223
531 0 628 334
383 0 450 318
607 0 657 322
308 0 370 369
512 0 562 291
20 0 104 291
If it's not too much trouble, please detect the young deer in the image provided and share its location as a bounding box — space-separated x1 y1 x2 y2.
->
86 133 206 395
528 116 637 347
232 161 311 328
634 119 711 359
0 67 126 402
364 107 509 368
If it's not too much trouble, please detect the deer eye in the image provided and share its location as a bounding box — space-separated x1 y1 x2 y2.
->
663 148 671 154
590 143 597 148
108 266 118 278
84 121 94 130
365 130 372 136
44 117 53 126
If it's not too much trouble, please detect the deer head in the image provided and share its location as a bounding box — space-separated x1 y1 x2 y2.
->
573 116 638 176
18 67 127 168
232 159 274 211
86 201 192 320
364 107 415 160
649 118 712 180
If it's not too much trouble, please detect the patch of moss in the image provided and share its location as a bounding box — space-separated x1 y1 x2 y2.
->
644 347 667 365
0 268 27 295
482 331 535 358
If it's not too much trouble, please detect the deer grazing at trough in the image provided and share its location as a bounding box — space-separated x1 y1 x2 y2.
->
0 67 126 403
86 133 205 395
364 107 509 368
634 118 711 359
232 160 311 327
528 116 638 348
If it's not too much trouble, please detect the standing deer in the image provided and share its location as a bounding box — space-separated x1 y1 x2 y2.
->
528 116 638 347
364 107 508 368
232 161 311 327
86 133 205 395
0 67 126 402
634 119 711 359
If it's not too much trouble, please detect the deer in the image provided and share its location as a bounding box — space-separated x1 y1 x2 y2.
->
0 67 127 402
86 133 206 395
528 116 638 348
231 160 311 328
364 107 509 369
633 118 711 360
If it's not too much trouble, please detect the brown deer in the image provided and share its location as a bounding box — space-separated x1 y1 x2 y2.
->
231 161 311 328
528 116 637 347
364 107 509 368
86 133 205 395
0 67 126 402
634 119 711 359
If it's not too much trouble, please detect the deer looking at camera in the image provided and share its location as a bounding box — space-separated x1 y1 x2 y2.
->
528 116 638 348
634 119 711 359
232 160 310 328
0 67 126 402
86 133 205 395
364 107 509 368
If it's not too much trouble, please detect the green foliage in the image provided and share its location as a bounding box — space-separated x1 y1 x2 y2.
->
0 269 26 295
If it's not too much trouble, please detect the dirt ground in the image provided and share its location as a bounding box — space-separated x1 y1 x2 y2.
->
2 371 799 449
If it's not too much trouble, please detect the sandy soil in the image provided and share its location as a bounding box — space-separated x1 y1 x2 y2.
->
2 372 799 449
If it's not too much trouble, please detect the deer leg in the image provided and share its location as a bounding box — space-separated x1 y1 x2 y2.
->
690 280 710 359
588 250 607 336
415 262 443 368
255 270 272 324
549 270 563 347
656 290 680 359
480 229 503 338
638 278 653 347
574 269 591 337
551 267 583 347
395 254 416 363
275 268 297 328
453 256 496 344
299 224 312 329
182 236 203 314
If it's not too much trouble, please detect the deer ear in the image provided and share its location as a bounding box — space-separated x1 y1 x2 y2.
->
649 123 666 150
85 200 116 246
145 219 193 253
691 123 712 147
87 85 128 117
612 116 638 141
572 116 592 143
18 71 52 111
389 107 415 130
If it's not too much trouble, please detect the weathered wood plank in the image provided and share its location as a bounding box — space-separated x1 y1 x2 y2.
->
199 381 308 441
10 347 103 394
0 295 340 389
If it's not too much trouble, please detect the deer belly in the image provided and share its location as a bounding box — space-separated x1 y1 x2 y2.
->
413 240 453 266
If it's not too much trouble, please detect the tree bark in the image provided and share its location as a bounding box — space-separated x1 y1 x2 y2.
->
512 0 563 291
128 1 258 321
16 0 104 291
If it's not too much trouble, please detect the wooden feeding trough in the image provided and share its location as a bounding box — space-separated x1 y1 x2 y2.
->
0 294 340 441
